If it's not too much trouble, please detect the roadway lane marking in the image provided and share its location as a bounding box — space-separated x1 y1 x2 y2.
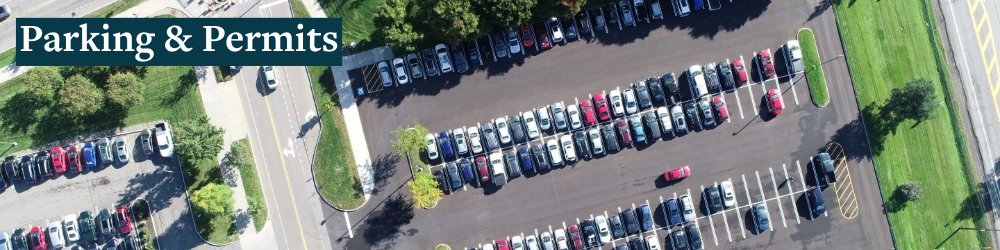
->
768 168 787 228
730 178 746 239
782 164 801 224
259 0 289 9
754 171 774 232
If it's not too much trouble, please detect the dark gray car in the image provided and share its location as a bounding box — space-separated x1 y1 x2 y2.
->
451 44 470 73
602 124 620 153
647 76 665 105
573 131 591 160
698 100 716 127
508 115 527 144
492 32 508 58
704 62 721 91
707 185 723 213
642 113 660 140
504 151 521 178
633 80 652 110
661 72 679 105
446 162 462 190
481 123 500 152
531 143 549 170
421 49 439 77
718 61 735 89
406 53 423 79
684 103 702 131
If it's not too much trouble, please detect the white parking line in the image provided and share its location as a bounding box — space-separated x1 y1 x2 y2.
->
739 55 759 116
699 185 719 246
768 168 788 228
782 164 801 224
715 181 733 242
788 74 800 105
741 174 753 204
730 178 746 239
755 171 775 232
803 159 829 217
686 189 703 240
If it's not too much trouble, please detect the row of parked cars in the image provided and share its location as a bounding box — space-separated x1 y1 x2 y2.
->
0 206 143 250
0 123 173 189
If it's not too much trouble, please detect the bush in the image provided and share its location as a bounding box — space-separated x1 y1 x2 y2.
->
191 183 235 219
899 181 922 201
408 172 442 208
212 66 233 82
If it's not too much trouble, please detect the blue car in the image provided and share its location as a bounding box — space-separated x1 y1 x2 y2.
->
639 204 654 232
694 0 704 10
459 158 474 183
665 199 682 226
518 148 533 173
438 132 454 158
83 142 97 169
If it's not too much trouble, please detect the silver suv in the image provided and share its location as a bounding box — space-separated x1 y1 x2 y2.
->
551 103 568 130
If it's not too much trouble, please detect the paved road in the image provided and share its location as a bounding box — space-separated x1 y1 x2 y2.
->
938 0 1000 245
0 0 122 51
329 0 892 249
232 2 330 249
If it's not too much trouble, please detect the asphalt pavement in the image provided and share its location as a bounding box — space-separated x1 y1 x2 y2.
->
0 0 123 51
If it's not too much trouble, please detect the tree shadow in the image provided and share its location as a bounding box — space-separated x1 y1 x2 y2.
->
116 156 186 214
951 184 988 224
370 153 400 196
168 68 198 105
0 93 40 133
590 0 772 46
361 194 415 247
860 102 903 156
807 0 834 23
885 186 908 213
828 112 873 162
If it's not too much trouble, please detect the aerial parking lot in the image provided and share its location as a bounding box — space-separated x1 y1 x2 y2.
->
349 0 894 249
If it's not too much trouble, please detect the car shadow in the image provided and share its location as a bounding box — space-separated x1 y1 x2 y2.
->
744 207 759 235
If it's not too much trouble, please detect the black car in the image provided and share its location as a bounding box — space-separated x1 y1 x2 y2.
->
508 115 527 144
492 32 508 58
573 131 592 160
661 72 679 105
629 237 646 250
446 162 462 191
464 40 481 65
705 63 722 92
518 148 534 174
622 209 640 235
642 113 661 140
531 143 550 170
672 229 690 250
686 224 703 249
11 228 27 250
582 219 599 247
421 49 439 77
435 169 449 192
504 150 521 178
563 17 579 41
602 125 620 153
614 243 628 250
3 155 20 180
816 153 837 184
610 215 626 239
451 43 470 73
707 185 723 214
719 61 735 89
577 11 593 35
605 3 620 29
20 155 36 183
647 76 665 105
684 103 702 131
35 151 52 178
633 80 652 110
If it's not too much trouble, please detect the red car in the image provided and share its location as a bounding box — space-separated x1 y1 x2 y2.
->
534 23 551 49
67 145 82 173
759 50 776 79
476 156 490 182
593 93 611 122
51 146 66 174
664 166 691 181
712 97 729 122
568 224 584 249
30 226 46 250
580 100 597 126
615 120 632 147
496 238 509 250
767 89 783 115
732 59 748 86
116 206 133 235
520 23 534 48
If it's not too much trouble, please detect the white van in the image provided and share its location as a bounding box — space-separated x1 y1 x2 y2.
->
688 65 708 99
489 152 507 186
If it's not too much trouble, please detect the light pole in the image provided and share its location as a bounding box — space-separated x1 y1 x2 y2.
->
0 142 16 147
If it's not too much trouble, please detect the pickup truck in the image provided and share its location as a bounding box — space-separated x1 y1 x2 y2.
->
634 0 649 23
155 122 174 158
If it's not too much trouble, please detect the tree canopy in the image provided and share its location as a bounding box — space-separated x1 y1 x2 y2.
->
58 75 104 118
175 115 225 166
22 66 63 107
478 0 537 29
375 0 424 52
425 0 481 43
408 172 443 208
191 183 235 219
899 181 922 201
105 72 144 109
884 79 939 123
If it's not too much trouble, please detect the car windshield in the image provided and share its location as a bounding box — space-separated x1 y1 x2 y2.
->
548 145 558 150
692 71 702 77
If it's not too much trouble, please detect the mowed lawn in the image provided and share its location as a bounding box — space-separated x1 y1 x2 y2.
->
318 0 395 52
836 0 989 249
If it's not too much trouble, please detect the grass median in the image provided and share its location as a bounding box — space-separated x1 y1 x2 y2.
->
85 0 149 18
797 28 828 107
835 0 989 248
0 48 15 67
307 65 366 210
228 139 269 231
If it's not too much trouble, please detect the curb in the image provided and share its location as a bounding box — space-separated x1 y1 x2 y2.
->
132 199 161 250
796 27 830 108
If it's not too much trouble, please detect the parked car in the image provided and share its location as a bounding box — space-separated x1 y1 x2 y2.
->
115 207 132 236
706 0 720 11
581 219 598 247
504 151 521 178
405 53 424 79
733 59 748 86
566 105 582 130
97 138 113 165
554 229 568 250
424 134 439 161
595 215 612 244
550 103 568 130
634 0 649 23
481 123 500 152
698 100 715 127
559 135 577 162
606 3 621 29
687 223 703 249
446 162 462 190
51 146 66 174
672 0 690 17
155 122 174 158
661 72 679 105
588 128 605 156
786 40 805 74
421 49 439 77
524 236 537 250
490 152 508 186
650 0 664 19
706 185 724 214
114 136 129 164
467 126 484 155
573 131 591 160
609 90 626 118
806 188 827 216
767 88 784 115
453 128 469 156
688 65 708 98
563 17 579 41
464 40 481 65
753 204 771 232
664 198 683 226
594 93 611 122
720 180 736 208
2 156 19 181
546 139 564 166
534 22 552 50
680 195 696 222
97 208 114 238
642 113 661 140
436 44 454 73
536 106 552 131
508 115 526 144
495 117 513 145
580 100 597 127
645 234 662 250
704 62 721 92
602 125 620 153
609 216 625 239
815 152 837 184
623 89 638 115
621 209 639 235
615 120 632 148
546 17 565 43
20 155 36 183
619 0 635 26
82 142 97 169
664 165 690 181
670 105 687 134
522 111 541 140
392 57 409 85
459 158 474 183
670 229 688 250
633 81 652 110
759 49 776 78
639 204 653 231
139 129 153 156
518 148 534 173
628 116 646 144
656 107 674 136
79 211 97 243
511 236 524 250
36 151 52 178
451 44 470 73
646 76 665 105
577 12 593 35
492 32 509 59
629 238 645 250
684 102 702 131
592 9 607 33
531 143 549 170
28 226 45 250
520 23 535 48
476 156 490 182
63 214 80 243
47 221 64 248
718 61 736 89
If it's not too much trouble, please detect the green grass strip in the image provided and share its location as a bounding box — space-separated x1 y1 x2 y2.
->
0 48 15 67
798 28 828 107
85 0 149 18
230 139 269 231
307 65 366 210
291 0 311 18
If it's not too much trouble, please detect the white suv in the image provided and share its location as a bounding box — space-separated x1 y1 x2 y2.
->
546 139 564 166
435 44 454 73
522 111 541 139
467 126 483 154
560 135 577 162
567 104 582 130
495 117 512 145
656 107 674 135
452 128 468 155
425 134 439 160
688 64 708 98
588 128 605 156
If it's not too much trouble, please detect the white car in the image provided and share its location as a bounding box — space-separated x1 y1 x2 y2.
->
645 235 662 250
526 235 539 250
155 122 174 158
489 152 508 186
588 128 605 155
546 139 564 166
595 215 612 244
671 105 688 134
547 17 565 43
114 135 129 164
559 135 577 162
554 229 569 250
673 0 690 17
391 57 409 85
721 180 737 208
681 195 696 222
495 117 512 144
435 44 454 73
609 90 625 117
689 65 708 98
522 111 541 139
467 126 484 154
786 40 805 73
64 214 80 242
425 134 439 160
567 104 582 130
656 107 674 135
512 235 526 250
540 231 555 250
507 29 522 54
483 242 496 250
0 232 9 250
262 66 278 89
623 89 638 115
536 106 552 130
377 61 393 87
48 221 65 248
452 128 468 155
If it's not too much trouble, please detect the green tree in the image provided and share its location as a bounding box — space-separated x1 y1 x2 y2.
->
58 75 104 118
476 0 536 29
175 115 225 165
408 172 443 208
22 66 63 106
375 0 424 52
391 124 432 169
224 139 253 169
191 183 235 219
884 79 939 123
898 181 922 201
534 0 586 18
425 0 481 43
105 72 144 109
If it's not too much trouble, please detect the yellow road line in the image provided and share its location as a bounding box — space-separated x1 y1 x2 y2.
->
18 0 61 16
977 14 989 31
260 79 311 250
